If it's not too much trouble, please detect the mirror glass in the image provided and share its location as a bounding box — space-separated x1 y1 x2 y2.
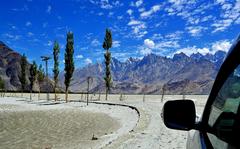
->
163 100 196 130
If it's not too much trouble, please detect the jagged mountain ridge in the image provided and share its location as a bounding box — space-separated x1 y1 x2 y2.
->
63 51 226 94
0 41 227 94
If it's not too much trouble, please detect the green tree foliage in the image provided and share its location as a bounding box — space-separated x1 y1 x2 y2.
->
53 41 60 101
19 54 27 94
64 32 75 102
37 64 45 82
102 29 112 100
29 61 37 100
0 76 5 97
0 76 5 90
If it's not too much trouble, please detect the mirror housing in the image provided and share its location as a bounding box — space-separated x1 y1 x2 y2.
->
162 100 196 130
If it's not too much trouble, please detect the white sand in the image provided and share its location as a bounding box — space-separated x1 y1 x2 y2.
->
0 94 208 149
0 97 138 149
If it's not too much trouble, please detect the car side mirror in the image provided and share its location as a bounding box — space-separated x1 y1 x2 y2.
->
162 100 196 130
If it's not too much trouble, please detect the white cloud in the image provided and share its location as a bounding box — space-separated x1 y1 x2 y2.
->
127 19 142 26
186 26 206 36
97 12 104 16
3 33 21 40
11 4 29 12
212 0 240 32
176 46 210 56
127 9 133 15
76 54 83 59
212 19 232 32
155 40 180 49
140 4 161 18
236 17 240 24
85 58 93 65
211 40 231 53
138 8 145 12
89 0 123 9
128 19 147 38
27 32 34 37
152 33 163 40
91 39 101 47
25 21 32 27
165 31 183 40
112 40 121 48
144 39 155 48
132 24 147 38
135 0 143 7
46 5 52 14
11 26 16 29
117 16 123 20
175 40 232 56
108 12 114 17
138 39 155 56
46 40 53 47
140 48 152 55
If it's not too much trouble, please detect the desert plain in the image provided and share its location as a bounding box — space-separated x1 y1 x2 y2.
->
0 93 208 149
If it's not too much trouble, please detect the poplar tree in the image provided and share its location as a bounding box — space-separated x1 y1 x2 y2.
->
29 61 37 100
19 54 27 97
37 64 44 100
0 76 5 97
102 29 112 100
37 64 44 82
64 32 74 102
53 41 60 101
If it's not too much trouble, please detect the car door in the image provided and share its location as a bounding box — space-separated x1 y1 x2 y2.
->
199 35 240 149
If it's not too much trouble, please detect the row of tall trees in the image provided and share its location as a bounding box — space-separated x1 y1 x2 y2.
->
17 29 112 102
18 54 43 99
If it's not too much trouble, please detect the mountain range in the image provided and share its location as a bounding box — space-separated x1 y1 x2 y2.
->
0 41 227 94
60 49 226 95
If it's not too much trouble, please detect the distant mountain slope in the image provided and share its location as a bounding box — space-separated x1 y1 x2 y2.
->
0 41 54 92
1 41 227 94
60 51 226 94
0 41 26 90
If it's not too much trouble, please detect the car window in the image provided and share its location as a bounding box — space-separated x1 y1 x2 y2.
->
207 65 240 148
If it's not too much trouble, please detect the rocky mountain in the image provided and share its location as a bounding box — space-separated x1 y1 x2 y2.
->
1 41 227 94
61 51 226 95
0 41 54 92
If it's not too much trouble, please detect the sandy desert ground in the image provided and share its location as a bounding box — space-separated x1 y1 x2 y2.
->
0 93 208 149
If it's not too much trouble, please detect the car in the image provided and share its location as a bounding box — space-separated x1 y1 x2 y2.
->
162 34 240 149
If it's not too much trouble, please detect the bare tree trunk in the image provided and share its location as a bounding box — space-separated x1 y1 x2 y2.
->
81 93 83 100
182 94 186 100
98 92 101 101
65 89 68 103
87 80 90 105
161 85 165 103
30 90 32 100
105 89 108 101
2 90 5 97
54 87 57 101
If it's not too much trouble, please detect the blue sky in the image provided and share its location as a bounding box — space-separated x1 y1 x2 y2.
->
0 0 239 70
